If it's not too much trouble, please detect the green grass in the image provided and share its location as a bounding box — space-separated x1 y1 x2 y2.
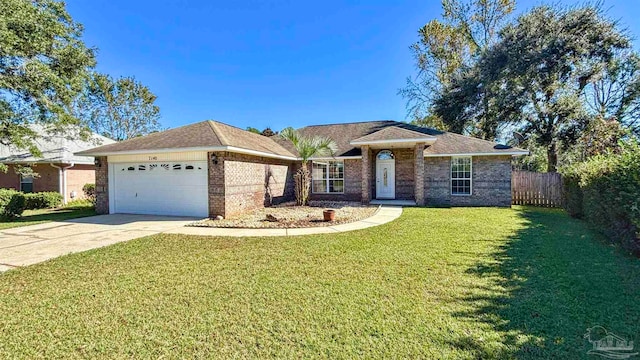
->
0 207 638 358
0 203 96 230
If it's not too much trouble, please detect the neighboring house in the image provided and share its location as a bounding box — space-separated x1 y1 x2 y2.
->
0 126 115 203
76 120 528 218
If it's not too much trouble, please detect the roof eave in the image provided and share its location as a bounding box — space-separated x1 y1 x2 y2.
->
76 146 298 161
424 151 530 157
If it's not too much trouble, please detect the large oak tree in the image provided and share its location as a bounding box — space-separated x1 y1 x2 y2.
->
434 5 630 172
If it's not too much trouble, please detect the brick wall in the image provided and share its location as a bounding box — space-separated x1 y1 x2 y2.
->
95 157 109 214
0 164 60 193
424 155 512 207
66 164 96 200
0 165 21 190
208 152 295 218
390 148 415 200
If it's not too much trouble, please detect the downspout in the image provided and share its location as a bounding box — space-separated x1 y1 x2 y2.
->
50 163 75 205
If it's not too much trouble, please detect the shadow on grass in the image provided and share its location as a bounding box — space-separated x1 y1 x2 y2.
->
450 207 640 358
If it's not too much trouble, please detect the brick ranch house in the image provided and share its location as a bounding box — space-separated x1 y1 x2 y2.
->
76 120 528 218
0 127 114 204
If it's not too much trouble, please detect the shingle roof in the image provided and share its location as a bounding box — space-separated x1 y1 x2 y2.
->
0 125 115 164
275 120 526 157
76 120 296 158
351 126 436 143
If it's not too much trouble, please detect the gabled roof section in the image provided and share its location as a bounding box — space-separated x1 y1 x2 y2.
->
423 131 529 156
77 120 296 159
350 126 436 145
0 125 115 164
274 120 527 157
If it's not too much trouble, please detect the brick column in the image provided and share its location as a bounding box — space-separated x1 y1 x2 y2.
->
361 145 371 204
95 156 109 214
414 143 425 206
208 151 226 218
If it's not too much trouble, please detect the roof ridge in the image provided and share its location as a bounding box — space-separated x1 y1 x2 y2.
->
207 120 228 146
297 120 399 129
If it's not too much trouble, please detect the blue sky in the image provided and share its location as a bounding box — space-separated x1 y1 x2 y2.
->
66 0 640 131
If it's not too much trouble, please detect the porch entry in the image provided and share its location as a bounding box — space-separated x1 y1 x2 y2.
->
375 150 395 199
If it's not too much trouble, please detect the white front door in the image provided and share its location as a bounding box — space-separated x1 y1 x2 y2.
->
376 160 395 199
111 161 209 217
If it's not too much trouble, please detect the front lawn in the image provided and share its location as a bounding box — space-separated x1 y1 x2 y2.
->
0 204 96 230
0 207 638 358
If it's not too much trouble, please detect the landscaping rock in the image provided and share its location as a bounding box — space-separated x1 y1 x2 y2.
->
265 214 279 222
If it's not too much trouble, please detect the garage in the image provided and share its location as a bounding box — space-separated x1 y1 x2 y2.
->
111 161 208 217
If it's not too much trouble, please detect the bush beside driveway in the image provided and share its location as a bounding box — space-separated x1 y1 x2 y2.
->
0 207 638 358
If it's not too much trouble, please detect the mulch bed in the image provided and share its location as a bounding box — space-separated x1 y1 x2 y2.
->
189 201 378 228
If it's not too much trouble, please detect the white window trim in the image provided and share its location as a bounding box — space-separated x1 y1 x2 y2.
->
451 156 472 196
311 160 345 194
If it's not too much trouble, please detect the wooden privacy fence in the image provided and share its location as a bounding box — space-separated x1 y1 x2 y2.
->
512 171 564 207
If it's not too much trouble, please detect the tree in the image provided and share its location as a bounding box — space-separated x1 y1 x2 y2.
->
261 127 277 137
246 127 277 137
583 51 640 136
399 0 514 138
435 5 630 172
74 73 161 141
0 0 96 172
279 128 337 205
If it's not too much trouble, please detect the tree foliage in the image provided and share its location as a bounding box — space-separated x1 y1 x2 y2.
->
74 73 161 141
583 51 640 135
0 0 96 171
400 0 514 136
434 5 630 172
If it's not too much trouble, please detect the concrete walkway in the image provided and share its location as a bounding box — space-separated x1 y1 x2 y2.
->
164 206 403 237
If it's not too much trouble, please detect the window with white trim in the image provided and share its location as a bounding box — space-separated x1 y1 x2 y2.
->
312 161 344 193
451 157 472 195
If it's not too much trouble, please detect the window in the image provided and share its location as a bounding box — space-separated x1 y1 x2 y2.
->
451 157 472 195
377 150 394 160
312 161 344 193
20 175 34 193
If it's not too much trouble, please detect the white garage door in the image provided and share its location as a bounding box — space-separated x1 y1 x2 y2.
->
112 161 208 217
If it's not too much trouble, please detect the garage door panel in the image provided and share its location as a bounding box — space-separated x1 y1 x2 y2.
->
113 161 208 217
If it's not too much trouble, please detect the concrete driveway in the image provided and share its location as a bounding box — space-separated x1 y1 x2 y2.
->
0 214 198 272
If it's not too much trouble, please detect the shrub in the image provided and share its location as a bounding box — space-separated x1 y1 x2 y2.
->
65 199 94 208
24 192 63 210
561 168 583 218
83 183 96 203
561 141 640 253
0 189 26 219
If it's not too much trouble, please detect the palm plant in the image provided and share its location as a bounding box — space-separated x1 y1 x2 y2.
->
280 127 337 205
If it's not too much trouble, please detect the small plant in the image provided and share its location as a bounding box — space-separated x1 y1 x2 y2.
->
83 183 96 203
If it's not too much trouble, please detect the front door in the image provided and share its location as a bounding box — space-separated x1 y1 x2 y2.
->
376 159 395 199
